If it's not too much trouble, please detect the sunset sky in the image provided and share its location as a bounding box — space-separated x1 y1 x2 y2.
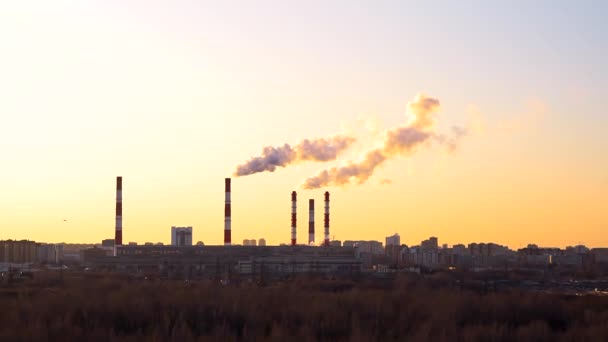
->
0 1 606 248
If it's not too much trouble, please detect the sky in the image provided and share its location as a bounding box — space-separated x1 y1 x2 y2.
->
0 1 607 248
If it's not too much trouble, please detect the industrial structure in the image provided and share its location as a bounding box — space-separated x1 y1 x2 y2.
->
224 178 231 246
324 191 330 246
115 176 123 248
81 177 362 278
171 226 193 246
309 199 315 245
291 191 297 246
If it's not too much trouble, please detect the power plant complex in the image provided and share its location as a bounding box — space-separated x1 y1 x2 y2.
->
9 176 608 282
85 177 361 278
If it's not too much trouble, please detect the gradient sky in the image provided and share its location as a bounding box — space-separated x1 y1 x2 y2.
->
1 1 607 248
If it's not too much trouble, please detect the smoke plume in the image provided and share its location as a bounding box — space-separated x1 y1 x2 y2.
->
234 135 355 176
303 94 448 189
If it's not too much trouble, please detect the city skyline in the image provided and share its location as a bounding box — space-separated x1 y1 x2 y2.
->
1 1 607 247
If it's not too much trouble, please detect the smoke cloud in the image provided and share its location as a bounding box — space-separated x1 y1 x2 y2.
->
433 125 469 152
234 135 355 176
303 94 449 189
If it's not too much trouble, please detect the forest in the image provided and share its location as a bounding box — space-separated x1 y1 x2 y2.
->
1 272 608 341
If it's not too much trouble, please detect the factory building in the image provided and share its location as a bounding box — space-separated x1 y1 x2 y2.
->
102 239 115 248
87 245 361 278
171 226 193 246
243 239 257 246
92 177 362 277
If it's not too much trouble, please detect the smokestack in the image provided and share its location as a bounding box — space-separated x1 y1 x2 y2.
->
291 191 297 246
324 191 330 246
224 178 231 246
115 176 122 247
309 199 315 245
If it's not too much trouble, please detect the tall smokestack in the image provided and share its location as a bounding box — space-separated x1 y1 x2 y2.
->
309 199 315 245
115 176 122 247
291 191 297 246
324 191 330 246
224 178 231 246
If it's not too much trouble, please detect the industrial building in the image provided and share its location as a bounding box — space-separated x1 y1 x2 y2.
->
86 245 361 278
80 177 362 277
171 226 193 246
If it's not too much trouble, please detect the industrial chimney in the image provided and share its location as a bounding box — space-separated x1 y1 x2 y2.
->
291 191 297 246
309 199 315 245
324 191 330 246
224 178 231 246
115 176 123 247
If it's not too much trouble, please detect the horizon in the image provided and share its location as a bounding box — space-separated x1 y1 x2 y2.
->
1 1 607 248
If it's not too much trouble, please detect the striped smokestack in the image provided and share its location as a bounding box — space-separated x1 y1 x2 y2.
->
115 176 122 247
291 191 297 246
324 191 330 246
224 178 231 246
308 199 315 245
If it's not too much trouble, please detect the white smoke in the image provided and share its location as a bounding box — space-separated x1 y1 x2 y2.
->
303 94 460 189
234 135 355 177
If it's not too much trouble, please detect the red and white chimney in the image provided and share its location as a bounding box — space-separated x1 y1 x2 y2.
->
308 199 315 245
324 191 330 246
224 178 231 246
291 191 297 246
115 176 123 247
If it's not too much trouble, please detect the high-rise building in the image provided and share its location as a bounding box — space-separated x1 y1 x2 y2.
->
258 238 266 246
421 236 438 250
171 226 193 246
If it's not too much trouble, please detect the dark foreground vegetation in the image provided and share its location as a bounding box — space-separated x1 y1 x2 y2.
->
1 272 608 341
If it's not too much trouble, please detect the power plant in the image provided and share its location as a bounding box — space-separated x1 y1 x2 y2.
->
85 176 360 278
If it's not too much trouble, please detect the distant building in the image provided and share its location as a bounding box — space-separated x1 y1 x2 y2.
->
452 244 468 255
385 234 400 247
36 243 64 264
243 239 258 246
565 245 589 254
171 226 193 246
81 247 112 264
421 237 438 250
128 242 138 246
258 239 266 246
330 240 342 247
102 239 115 248
592 248 608 263
469 243 510 256
196 241 204 246
353 241 384 255
0 240 37 263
